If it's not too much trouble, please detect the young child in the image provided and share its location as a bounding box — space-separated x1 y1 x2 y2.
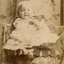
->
4 1 59 56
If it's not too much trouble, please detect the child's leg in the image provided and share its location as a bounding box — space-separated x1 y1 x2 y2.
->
4 49 16 64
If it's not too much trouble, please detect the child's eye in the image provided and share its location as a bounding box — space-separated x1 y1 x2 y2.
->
20 9 24 11
20 9 25 11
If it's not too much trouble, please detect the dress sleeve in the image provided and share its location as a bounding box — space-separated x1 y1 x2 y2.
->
13 18 22 27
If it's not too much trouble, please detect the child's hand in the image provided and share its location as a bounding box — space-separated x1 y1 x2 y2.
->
29 21 34 25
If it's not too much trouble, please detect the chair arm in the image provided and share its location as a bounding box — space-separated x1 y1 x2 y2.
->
2 23 12 45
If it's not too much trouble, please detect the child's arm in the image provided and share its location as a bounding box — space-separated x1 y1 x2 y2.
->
10 30 23 42
40 19 51 32
33 19 51 32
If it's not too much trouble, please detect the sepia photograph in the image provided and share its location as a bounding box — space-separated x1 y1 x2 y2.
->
0 0 64 64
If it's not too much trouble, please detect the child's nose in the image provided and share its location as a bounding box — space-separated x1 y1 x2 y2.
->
24 12 27 14
24 10 28 14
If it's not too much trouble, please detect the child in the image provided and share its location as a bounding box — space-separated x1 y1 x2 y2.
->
4 1 59 56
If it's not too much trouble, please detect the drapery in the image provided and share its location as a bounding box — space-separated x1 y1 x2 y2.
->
0 0 61 25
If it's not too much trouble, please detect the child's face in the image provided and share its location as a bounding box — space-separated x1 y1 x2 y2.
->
18 5 33 19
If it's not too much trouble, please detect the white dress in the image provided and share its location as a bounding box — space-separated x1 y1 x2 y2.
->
4 18 59 50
